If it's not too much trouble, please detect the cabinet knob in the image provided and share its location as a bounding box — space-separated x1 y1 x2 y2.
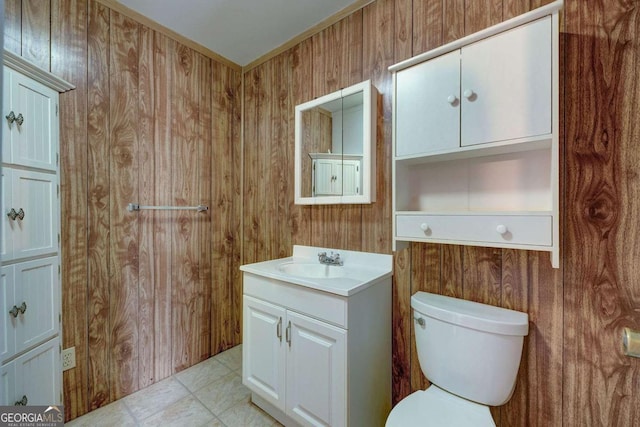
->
6 111 16 123
15 395 28 406
463 89 475 99
420 223 429 232
17 208 25 220
496 224 508 235
7 208 18 220
15 113 24 126
447 95 458 105
9 305 19 318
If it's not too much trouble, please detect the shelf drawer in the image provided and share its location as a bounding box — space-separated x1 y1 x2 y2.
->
396 214 552 246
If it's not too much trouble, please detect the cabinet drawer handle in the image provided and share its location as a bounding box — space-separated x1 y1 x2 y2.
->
7 208 18 220
420 223 429 232
463 89 475 99
18 301 27 314
15 113 24 126
496 224 508 235
447 95 458 105
15 395 28 406
6 111 16 123
286 321 291 347
17 208 25 220
277 317 282 342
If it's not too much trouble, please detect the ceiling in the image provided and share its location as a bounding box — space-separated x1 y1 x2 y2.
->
117 0 361 66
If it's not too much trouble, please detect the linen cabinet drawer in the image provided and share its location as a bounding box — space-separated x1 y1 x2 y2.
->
396 214 552 246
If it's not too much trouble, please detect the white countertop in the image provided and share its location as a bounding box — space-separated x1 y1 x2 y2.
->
239 245 393 297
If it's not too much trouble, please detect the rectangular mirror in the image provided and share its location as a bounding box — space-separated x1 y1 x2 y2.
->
294 80 377 205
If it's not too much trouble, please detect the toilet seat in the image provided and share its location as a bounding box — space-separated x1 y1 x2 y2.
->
385 385 495 427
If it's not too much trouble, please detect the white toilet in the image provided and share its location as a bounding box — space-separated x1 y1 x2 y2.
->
386 291 529 427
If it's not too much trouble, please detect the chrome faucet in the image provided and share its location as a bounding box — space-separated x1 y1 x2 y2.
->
318 251 343 266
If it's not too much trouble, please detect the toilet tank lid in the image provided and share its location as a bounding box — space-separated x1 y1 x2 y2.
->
411 292 529 336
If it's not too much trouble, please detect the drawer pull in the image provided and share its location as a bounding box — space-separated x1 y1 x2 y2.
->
15 113 24 126
6 111 16 123
496 224 508 235
276 317 282 342
420 223 429 232
447 95 458 105
15 395 27 406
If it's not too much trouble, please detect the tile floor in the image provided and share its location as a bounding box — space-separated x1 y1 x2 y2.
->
66 345 281 427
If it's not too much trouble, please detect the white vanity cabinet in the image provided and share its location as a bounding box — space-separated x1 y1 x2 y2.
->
391 1 561 267
312 155 361 197
241 246 392 427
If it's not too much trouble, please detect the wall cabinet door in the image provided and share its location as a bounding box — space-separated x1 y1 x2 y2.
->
313 159 361 196
2 66 58 171
461 16 551 146
286 310 347 427
395 50 460 157
1 258 60 362
2 168 58 262
0 266 16 361
243 296 287 411
3 337 61 406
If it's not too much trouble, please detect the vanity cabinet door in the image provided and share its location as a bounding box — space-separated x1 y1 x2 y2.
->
395 50 460 157
12 336 61 406
461 16 551 146
286 310 347 427
242 296 287 411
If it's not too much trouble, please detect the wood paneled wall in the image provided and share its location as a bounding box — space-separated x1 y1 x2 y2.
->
4 0 241 420
242 0 640 425
5 0 640 425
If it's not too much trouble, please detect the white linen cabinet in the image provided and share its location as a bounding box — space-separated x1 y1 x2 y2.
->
1 50 74 406
391 1 562 267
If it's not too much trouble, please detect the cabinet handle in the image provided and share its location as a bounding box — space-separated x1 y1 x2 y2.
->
7 208 18 220
447 95 458 105
6 111 16 123
15 395 28 406
463 89 475 100
9 305 19 318
17 208 25 220
496 224 508 235
420 223 429 232
286 321 291 347
15 113 24 126
18 301 27 314
277 317 282 342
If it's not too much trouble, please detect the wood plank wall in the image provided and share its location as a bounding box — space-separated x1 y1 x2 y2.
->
3 0 241 421
5 0 640 425
242 0 640 426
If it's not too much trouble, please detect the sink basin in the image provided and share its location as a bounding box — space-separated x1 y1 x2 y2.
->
278 262 346 279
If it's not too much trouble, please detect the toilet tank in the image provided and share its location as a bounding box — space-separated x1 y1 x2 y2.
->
411 292 529 406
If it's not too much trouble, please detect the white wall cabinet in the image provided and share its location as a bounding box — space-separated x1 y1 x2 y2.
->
312 156 361 197
1 50 73 407
242 269 391 427
391 2 561 267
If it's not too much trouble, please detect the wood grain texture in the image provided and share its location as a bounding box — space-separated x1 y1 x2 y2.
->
412 0 442 55
362 0 394 255
86 0 111 410
108 9 140 400
51 0 89 420
4 0 22 55
22 0 50 70
393 0 412 62
391 246 411 405
151 32 174 382
464 0 503 35
211 60 242 353
564 0 640 425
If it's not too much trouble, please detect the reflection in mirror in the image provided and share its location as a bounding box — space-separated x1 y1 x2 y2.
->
294 80 376 205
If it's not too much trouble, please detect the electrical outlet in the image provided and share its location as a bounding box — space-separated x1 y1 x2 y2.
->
62 347 76 371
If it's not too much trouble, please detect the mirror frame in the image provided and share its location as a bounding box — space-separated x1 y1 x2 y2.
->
294 80 377 205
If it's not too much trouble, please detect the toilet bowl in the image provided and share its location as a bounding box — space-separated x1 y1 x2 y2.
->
386 292 529 426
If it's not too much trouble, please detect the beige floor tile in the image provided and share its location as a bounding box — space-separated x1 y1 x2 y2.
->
217 400 277 427
65 400 136 427
138 394 215 427
193 371 250 415
213 344 242 371
122 376 190 421
175 357 232 392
